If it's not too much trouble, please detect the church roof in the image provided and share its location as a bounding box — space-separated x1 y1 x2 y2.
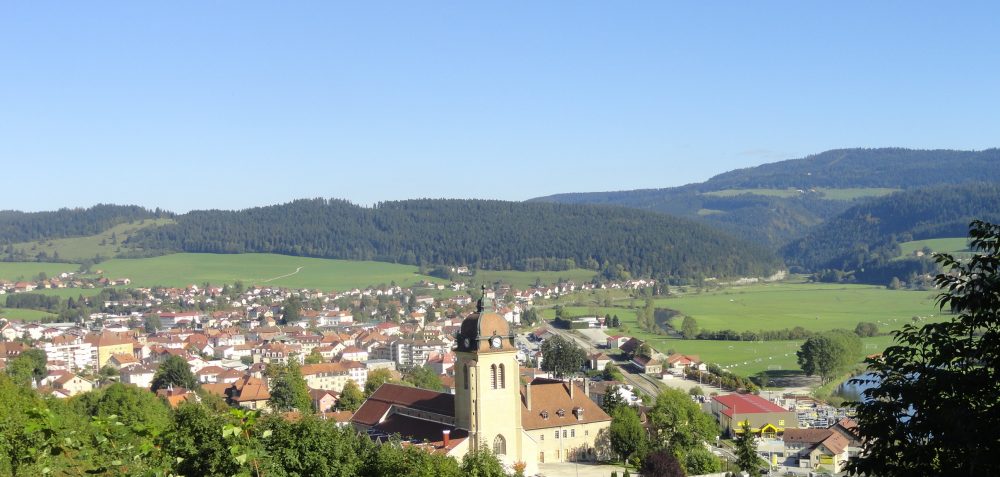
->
352 383 456 426
456 286 514 352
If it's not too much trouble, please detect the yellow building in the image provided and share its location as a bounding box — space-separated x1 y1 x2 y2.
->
352 294 611 474
85 332 135 371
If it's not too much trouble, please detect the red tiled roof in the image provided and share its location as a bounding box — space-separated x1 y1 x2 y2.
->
714 393 788 415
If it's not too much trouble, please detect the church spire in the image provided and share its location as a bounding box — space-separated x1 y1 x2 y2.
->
476 284 491 313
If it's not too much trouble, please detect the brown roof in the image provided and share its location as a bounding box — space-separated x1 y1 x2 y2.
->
201 383 231 398
85 331 134 348
521 378 612 430
820 432 850 455
232 376 270 402
784 428 837 445
352 383 456 426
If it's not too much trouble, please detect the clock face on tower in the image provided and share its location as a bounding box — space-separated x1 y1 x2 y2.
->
490 336 502 349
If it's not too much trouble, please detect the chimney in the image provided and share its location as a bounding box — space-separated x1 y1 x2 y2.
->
569 378 574 399
585 380 590 398
526 382 532 411
442 429 451 448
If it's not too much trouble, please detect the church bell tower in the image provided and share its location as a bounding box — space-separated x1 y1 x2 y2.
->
454 286 523 465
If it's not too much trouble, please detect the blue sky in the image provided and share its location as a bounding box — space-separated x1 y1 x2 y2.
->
1 2 997 212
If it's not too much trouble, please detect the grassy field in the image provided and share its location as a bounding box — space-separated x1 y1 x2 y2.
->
0 308 57 321
701 187 899 201
588 281 944 376
813 187 900 200
0 262 80 282
657 283 939 333
92 253 448 290
897 237 971 259
474 269 597 289
9 219 174 261
29 288 107 299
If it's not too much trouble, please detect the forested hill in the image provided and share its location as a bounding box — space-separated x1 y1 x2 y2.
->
123 199 783 280
0 204 167 243
703 148 1000 189
530 148 1000 247
782 183 1000 273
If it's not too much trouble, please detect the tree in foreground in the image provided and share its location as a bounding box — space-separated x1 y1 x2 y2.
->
734 420 761 477
539 335 586 378
460 448 507 477
848 220 1000 476
150 355 197 392
640 447 685 477
609 405 646 468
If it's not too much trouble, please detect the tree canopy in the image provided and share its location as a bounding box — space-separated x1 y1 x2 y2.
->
848 220 1000 476
796 330 862 383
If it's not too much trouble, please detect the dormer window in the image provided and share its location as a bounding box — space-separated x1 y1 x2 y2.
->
540 410 549 419
573 406 584 421
556 408 565 417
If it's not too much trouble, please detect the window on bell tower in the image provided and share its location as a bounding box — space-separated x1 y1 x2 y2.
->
463 364 469 390
493 434 506 456
490 364 497 389
498 363 505 389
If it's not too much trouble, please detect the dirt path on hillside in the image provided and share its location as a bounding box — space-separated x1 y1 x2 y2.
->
262 267 303 283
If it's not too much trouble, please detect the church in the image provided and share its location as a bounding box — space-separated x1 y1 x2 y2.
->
351 295 612 474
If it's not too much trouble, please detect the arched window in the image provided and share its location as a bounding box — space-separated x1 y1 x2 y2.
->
463 364 469 390
493 434 506 456
490 364 497 389
498 363 506 389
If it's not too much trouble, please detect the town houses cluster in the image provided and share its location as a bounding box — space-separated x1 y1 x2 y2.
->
0 276 652 405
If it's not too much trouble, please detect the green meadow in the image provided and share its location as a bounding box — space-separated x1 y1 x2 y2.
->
0 262 79 282
0 308 57 321
701 187 899 201
657 283 939 333
475 269 597 289
9 218 174 262
92 253 442 290
897 237 971 259
591 281 944 376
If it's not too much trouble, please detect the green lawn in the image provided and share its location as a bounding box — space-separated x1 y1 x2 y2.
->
0 308 57 321
9 218 174 261
0 262 79 282
95 253 447 290
474 268 597 289
657 283 938 333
